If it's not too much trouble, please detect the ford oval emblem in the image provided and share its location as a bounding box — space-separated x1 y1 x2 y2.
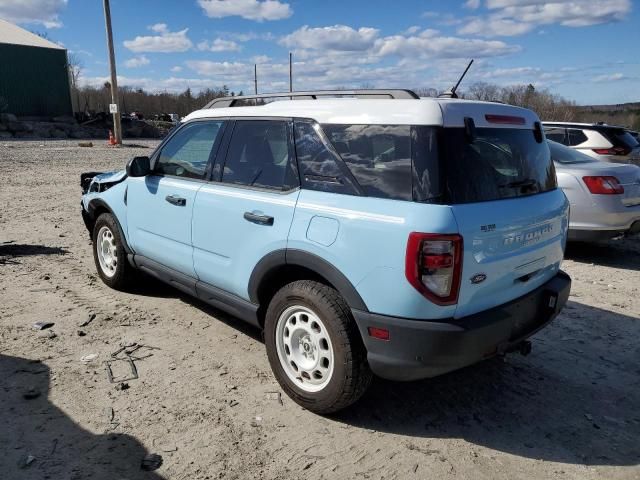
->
470 273 487 284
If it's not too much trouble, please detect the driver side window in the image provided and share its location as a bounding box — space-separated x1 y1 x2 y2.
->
155 121 224 179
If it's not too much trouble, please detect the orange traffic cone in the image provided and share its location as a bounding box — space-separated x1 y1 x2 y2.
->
108 130 116 146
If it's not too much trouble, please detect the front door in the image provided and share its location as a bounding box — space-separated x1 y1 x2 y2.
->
192 119 300 299
127 120 226 277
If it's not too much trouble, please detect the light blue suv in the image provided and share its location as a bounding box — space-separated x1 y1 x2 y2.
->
81 90 572 413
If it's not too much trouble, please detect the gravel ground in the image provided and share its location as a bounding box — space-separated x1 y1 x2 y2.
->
0 139 639 480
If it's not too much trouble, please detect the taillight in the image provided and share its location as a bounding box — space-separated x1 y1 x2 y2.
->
592 146 630 156
582 176 624 195
405 233 463 305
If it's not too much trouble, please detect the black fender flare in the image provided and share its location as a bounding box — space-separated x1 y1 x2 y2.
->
248 249 368 311
86 198 133 255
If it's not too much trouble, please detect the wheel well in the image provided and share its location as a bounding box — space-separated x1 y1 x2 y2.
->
85 205 110 237
255 264 336 326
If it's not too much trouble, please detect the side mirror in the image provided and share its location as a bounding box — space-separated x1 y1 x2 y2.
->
126 156 151 177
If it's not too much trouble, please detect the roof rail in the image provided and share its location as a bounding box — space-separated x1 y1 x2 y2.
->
203 89 419 109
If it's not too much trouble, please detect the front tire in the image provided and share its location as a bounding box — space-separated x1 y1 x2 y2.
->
264 280 372 414
92 213 135 290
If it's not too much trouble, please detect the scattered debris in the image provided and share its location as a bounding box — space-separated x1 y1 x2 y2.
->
79 313 96 327
37 330 57 339
229 399 239 407
115 382 129 391
18 454 36 469
105 356 138 383
23 387 41 400
141 453 163 471
32 321 54 330
78 141 93 147
81 353 98 363
584 413 593 421
250 416 263 427
77 330 86 337
265 391 283 405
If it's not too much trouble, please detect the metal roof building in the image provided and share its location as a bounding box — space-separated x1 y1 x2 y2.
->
0 18 72 117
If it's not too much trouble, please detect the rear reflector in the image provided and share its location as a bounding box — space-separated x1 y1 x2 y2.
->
485 114 526 125
582 176 624 195
368 327 390 341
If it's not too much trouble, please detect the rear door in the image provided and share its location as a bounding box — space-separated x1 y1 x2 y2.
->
127 120 225 276
439 123 569 318
192 119 300 299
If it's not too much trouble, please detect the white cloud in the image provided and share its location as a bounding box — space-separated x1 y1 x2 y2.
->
123 25 193 53
459 0 631 37
171 66 183 72
593 72 625 82
464 0 481 9
197 38 241 52
0 0 67 28
280 25 379 51
124 56 150 68
197 0 292 21
252 54 271 64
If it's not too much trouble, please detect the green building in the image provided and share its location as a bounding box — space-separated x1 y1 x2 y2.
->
0 19 72 118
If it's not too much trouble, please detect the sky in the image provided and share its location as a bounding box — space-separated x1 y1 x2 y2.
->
0 0 638 105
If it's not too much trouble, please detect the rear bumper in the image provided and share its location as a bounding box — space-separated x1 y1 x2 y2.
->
352 270 571 381
568 219 640 242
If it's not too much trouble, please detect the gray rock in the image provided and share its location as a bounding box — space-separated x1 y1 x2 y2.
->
0 131 13 139
6 120 30 132
52 115 76 124
50 129 67 139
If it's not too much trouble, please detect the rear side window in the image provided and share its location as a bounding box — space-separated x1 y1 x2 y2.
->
222 120 296 190
293 121 361 195
441 128 556 203
568 129 588 146
322 124 412 200
156 121 224 179
544 127 567 145
548 140 595 164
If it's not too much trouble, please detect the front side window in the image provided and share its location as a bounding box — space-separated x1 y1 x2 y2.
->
155 121 224 179
222 120 295 190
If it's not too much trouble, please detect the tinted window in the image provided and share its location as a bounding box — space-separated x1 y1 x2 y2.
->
548 140 595 164
293 121 360 195
222 121 293 190
441 128 556 203
568 129 588 146
603 128 639 149
322 124 412 200
544 127 567 145
156 121 224 178
412 126 441 202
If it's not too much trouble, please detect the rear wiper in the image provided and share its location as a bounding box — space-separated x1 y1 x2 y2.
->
499 179 537 189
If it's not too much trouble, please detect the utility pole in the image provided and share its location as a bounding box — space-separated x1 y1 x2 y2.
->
289 52 293 93
254 64 258 95
103 0 122 145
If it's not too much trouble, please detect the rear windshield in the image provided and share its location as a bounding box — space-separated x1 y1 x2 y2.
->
548 140 595 164
312 123 555 204
439 127 557 204
603 129 639 149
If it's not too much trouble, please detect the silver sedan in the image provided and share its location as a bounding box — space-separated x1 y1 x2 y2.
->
550 140 640 242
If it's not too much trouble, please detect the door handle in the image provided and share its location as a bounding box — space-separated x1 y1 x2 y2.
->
244 211 274 226
165 195 186 206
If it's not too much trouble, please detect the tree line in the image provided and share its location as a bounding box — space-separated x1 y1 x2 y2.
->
69 81 639 129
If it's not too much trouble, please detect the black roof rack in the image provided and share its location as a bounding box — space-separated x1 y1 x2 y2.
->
203 89 419 109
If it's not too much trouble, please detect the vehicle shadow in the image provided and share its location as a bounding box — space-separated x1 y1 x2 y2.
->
0 354 165 479
129 274 263 342
0 243 68 257
333 301 640 467
566 237 640 271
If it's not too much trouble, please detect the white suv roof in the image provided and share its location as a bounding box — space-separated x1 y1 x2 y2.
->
184 95 539 128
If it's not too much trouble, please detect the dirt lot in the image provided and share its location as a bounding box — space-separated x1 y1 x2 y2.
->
1 139 639 480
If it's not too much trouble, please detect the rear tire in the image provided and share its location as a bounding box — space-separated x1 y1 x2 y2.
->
264 280 372 414
92 213 135 291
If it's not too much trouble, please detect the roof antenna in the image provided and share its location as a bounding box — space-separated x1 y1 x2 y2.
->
439 59 474 99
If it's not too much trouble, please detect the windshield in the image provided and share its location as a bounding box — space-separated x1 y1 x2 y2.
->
548 140 596 164
438 127 557 204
